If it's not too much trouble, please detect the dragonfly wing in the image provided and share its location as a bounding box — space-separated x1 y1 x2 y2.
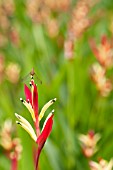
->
35 73 42 84
21 73 30 82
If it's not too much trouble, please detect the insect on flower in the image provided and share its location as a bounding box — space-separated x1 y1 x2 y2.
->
21 68 42 84
15 72 56 170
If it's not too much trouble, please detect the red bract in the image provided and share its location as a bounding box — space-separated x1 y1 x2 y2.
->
36 114 54 169
32 83 38 120
24 84 32 104
15 78 57 170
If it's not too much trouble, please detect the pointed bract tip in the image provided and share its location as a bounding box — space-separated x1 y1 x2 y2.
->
15 113 18 117
52 98 57 103
52 109 55 113
16 121 21 125
15 113 20 119
31 75 33 79
20 98 24 102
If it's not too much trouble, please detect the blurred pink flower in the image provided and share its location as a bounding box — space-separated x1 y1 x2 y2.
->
46 18 59 38
79 130 101 158
64 39 74 60
90 63 112 97
0 54 5 83
90 35 113 69
5 63 21 84
0 119 22 170
89 158 113 170
10 28 20 46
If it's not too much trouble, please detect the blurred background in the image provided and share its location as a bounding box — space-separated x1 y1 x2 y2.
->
0 0 113 169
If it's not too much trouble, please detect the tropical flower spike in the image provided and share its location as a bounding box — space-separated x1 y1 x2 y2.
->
15 77 57 170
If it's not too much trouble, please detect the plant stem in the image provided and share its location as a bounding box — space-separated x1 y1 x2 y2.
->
35 148 41 170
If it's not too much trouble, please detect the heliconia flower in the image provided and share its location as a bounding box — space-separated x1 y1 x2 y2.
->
79 130 101 158
89 158 113 170
89 35 113 69
15 78 57 170
90 63 112 97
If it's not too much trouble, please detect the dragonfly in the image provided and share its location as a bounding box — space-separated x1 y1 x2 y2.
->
21 68 42 84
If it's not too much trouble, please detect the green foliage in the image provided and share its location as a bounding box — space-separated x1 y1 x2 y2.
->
0 0 113 169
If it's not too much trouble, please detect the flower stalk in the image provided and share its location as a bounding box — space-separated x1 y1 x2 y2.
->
11 157 18 170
